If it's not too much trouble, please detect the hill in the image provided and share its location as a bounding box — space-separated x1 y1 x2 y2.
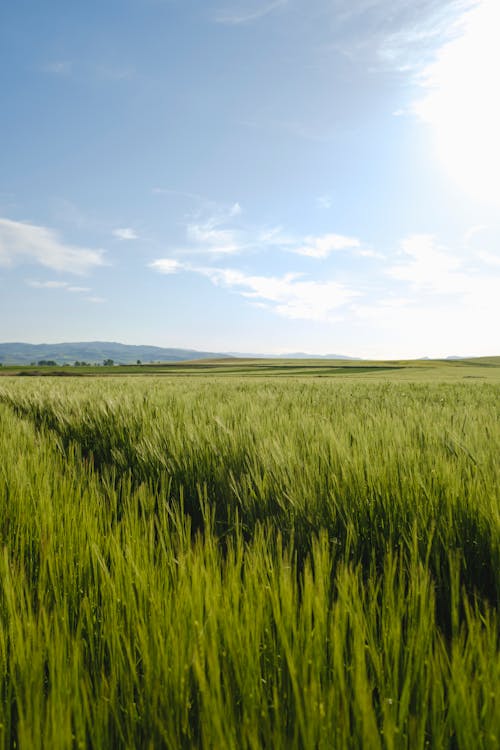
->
0 341 229 365
228 351 357 359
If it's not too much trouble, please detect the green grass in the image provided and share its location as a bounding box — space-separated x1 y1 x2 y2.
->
1 355 500 381
0 372 498 748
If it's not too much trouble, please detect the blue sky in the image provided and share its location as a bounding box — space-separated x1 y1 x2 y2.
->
1 0 499 358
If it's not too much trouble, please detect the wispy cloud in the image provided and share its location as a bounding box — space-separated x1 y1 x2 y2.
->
350 229 500 358
288 232 382 260
150 258 359 321
177 203 248 256
229 202 242 217
149 258 183 274
40 60 72 75
316 194 333 210
0 218 106 274
150 227 499 343
378 0 474 68
39 60 135 84
27 280 69 289
320 0 468 70
91 64 136 82
256 226 296 247
214 0 287 25
27 280 92 293
478 252 500 268
294 233 362 259
199 266 359 320
151 187 209 204
242 115 338 143
388 234 462 293
112 227 138 240
388 233 500 302
185 221 243 255
464 224 488 244
171 202 367 262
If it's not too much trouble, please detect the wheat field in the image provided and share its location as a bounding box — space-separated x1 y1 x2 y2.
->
0 372 498 748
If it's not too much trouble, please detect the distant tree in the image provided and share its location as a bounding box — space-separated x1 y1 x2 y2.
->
38 360 57 366
136 359 141 365
103 358 114 367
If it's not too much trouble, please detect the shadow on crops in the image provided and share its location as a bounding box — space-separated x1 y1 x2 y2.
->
2 393 498 634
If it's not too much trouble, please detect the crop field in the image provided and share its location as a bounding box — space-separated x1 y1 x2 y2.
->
0 363 498 748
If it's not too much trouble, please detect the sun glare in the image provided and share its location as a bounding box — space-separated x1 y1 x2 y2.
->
415 0 500 206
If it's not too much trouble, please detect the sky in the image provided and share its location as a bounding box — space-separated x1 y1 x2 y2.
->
1 0 499 358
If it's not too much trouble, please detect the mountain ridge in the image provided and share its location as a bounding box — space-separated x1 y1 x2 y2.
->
0 341 357 365
0 341 228 365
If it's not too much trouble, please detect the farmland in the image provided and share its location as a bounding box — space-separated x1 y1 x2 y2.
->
0 361 498 748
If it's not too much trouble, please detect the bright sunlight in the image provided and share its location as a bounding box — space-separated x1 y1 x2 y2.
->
415 0 500 206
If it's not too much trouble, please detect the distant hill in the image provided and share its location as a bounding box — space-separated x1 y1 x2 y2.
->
0 343 498 367
277 352 357 360
228 352 357 360
0 342 229 365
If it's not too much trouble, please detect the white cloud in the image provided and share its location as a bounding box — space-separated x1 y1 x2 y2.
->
179 218 365 261
112 227 138 240
26 280 92 294
334 232 500 357
186 222 243 255
86 296 106 304
358 248 386 259
257 226 296 247
464 224 488 244
388 234 500 307
179 203 249 255
27 280 69 289
379 2 471 63
294 233 362 258
352 290 498 359
150 258 359 321
352 231 500 357
149 258 183 274
388 234 463 293
215 0 287 25
150 227 499 350
478 251 500 267
0 218 106 274
200 266 360 320
327 0 466 72
166 200 367 263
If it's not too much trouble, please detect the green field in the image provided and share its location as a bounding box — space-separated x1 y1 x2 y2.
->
1 355 500 381
0 362 498 748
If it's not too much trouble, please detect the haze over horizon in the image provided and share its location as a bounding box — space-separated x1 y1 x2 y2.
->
1 0 499 359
